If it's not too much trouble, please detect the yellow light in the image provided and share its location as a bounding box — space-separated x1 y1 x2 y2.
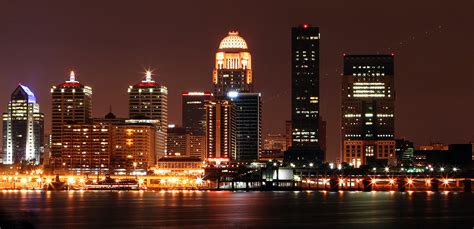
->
20 178 27 184
36 178 42 183
443 179 449 185
138 179 144 185
45 178 52 183
407 179 413 185
389 179 395 185
371 179 377 184
196 178 203 184
68 177 75 184
79 178 85 183
426 179 431 185
339 179 344 185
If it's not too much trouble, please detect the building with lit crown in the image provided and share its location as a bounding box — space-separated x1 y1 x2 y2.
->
128 71 168 160
341 55 395 167
213 32 252 97
2 85 44 164
51 71 92 165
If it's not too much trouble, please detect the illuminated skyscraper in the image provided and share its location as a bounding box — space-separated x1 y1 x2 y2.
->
291 24 320 148
285 24 324 164
128 71 168 160
182 92 213 135
213 32 252 96
2 85 44 164
341 55 395 167
51 71 92 162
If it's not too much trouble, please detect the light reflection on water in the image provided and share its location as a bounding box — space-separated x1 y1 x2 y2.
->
0 191 473 228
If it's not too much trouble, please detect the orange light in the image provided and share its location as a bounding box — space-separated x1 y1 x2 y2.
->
389 179 395 185
371 179 377 184
407 179 413 185
443 179 449 185
426 179 431 185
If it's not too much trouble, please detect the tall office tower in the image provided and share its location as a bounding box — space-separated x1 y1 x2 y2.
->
213 31 252 97
51 71 92 163
227 92 262 161
291 24 320 148
110 124 156 175
61 123 111 174
205 100 232 164
182 92 213 135
341 55 395 167
2 85 44 164
286 24 324 164
128 71 168 160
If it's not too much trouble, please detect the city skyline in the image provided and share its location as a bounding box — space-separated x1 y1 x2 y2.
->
0 1 472 162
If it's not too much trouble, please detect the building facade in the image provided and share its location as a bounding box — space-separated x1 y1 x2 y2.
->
182 92 213 135
2 85 44 164
227 92 262 161
341 55 395 167
128 71 168 160
60 123 111 174
51 71 92 163
110 123 156 175
213 32 252 97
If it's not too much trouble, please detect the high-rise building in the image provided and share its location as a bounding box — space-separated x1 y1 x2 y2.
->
61 123 111 174
2 85 44 164
182 92 213 135
128 71 168 160
227 92 262 161
213 31 252 97
51 71 92 163
205 100 232 164
285 24 324 165
341 54 395 167
291 24 320 148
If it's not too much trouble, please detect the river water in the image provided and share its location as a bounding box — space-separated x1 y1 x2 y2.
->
0 190 472 228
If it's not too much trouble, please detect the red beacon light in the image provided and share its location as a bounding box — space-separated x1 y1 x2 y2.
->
303 24 308 29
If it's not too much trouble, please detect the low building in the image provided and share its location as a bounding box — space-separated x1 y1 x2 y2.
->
154 156 204 176
413 144 472 167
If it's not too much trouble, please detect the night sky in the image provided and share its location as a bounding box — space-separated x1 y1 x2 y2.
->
0 0 472 161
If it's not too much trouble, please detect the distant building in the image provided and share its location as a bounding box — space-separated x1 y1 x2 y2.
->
167 126 189 156
264 134 287 151
227 92 262 161
413 144 472 167
395 139 414 165
416 143 449 151
182 92 213 135
205 100 232 164
128 71 168 160
2 85 44 164
341 55 395 167
51 71 92 164
213 32 252 97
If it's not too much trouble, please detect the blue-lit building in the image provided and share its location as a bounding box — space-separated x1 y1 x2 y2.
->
2 85 44 164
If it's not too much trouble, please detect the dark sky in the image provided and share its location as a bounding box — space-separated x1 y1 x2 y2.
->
1 0 473 161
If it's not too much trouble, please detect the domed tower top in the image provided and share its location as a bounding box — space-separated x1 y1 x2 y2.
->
218 31 248 50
